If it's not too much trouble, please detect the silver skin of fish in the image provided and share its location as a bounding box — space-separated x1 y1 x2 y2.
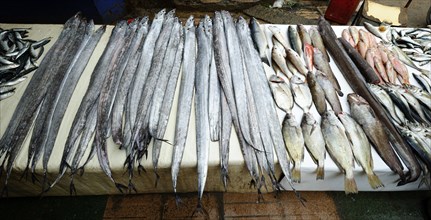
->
282 113 305 183
315 70 343 114
249 17 269 65
31 20 90 187
338 112 384 189
131 10 176 152
0 90 14 100
195 17 212 203
212 12 260 186
300 112 325 180
43 23 106 189
171 16 196 195
59 20 127 178
4 16 83 192
290 75 312 113
152 27 184 185
221 10 253 147
268 75 294 114
405 84 431 110
148 20 182 138
124 9 166 148
111 17 149 145
368 83 405 125
208 45 221 142
288 25 303 58
391 84 430 124
238 17 293 187
321 110 358 194
219 91 232 190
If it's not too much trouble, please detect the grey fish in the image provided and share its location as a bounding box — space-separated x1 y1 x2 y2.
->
268 75 294 114
148 19 182 138
268 25 291 50
321 110 357 194
249 17 269 65
368 83 405 125
309 26 330 62
297 24 312 51
338 112 384 189
315 70 342 114
348 93 406 182
288 25 303 58
272 43 292 78
208 48 221 142
282 113 304 183
405 84 431 110
152 25 184 186
307 71 326 115
219 91 232 190
290 75 312 113
301 112 325 180
221 10 253 146
111 17 149 145
194 15 212 215
286 48 308 75
171 16 196 198
363 22 390 43
313 47 342 96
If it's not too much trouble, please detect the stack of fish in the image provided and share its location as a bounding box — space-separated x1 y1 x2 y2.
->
0 13 106 196
319 17 429 188
252 21 386 194
0 28 50 100
390 27 431 66
339 22 431 181
0 11 429 210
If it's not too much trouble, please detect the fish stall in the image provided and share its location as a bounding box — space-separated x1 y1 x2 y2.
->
0 10 430 202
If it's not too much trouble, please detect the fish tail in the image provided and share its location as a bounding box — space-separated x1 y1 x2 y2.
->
316 166 324 180
344 176 358 194
192 200 209 218
291 165 301 183
367 172 384 189
261 55 270 66
221 166 229 191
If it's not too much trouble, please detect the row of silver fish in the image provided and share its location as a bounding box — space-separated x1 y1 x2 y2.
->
0 27 50 100
0 13 106 196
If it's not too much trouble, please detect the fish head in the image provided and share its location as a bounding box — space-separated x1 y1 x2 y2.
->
347 93 368 106
185 16 195 30
237 16 248 30
269 75 285 83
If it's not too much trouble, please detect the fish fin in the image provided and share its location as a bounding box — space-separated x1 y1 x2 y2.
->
175 194 182 207
20 166 29 181
70 177 77 196
221 166 229 191
154 171 160 188
128 180 137 194
344 176 358 194
316 166 324 180
291 165 301 183
367 172 384 189
192 201 209 219
261 55 270 66
115 182 128 194
138 163 146 175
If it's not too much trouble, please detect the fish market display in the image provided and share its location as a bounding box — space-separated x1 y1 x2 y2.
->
1 11 430 207
0 28 50 100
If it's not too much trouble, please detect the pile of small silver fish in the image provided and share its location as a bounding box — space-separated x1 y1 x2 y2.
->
0 28 50 100
390 27 431 65
0 11 430 209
